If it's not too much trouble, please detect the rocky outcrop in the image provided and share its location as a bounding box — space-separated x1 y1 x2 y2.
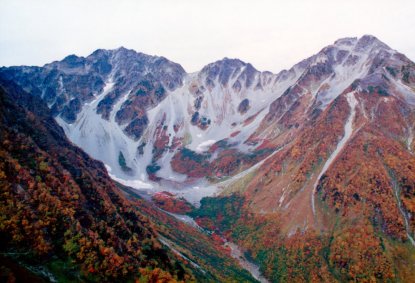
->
0 47 186 127
237 98 250 114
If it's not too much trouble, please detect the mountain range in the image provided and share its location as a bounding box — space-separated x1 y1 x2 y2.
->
1 35 415 282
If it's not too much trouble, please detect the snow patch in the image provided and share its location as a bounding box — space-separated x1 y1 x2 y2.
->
195 139 216 153
312 92 358 216
315 51 369 108
155 151 188 182
408 127 414 154
105 164 153 189
56 80 145 181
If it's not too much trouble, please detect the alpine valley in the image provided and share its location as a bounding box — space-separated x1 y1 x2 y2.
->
1 35 415 282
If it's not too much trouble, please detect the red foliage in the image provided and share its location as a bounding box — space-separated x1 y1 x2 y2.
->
152 192 193 214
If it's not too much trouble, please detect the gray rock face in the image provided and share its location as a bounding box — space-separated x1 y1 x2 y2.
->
114 74 167 140
194 96 203 110
199 58 260 89
0 47 186 127
0 62 106 123
264 34 415 125
124 115 150 140
238 98 250 114
91 48 186 122
354 34 390 53
2 35 414 183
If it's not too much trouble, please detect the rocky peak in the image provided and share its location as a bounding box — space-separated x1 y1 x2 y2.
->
111 46 148 62
293 35 396 82
332 35 391 54
333 37 357 47
199 57 259 88
105 47 186 90
354 34 391 52
61 54 85 66
45 54 88 74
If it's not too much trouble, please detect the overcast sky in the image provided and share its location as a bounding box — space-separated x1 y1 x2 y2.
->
1 0 414 73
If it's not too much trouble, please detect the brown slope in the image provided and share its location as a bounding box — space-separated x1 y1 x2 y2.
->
243 58 415 238
192 36 415 282
0 79 193 282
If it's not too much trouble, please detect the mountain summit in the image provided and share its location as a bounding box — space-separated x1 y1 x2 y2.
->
1 34 415 281
1 35 413 185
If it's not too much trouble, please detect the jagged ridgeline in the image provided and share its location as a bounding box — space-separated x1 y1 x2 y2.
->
1 34 415 282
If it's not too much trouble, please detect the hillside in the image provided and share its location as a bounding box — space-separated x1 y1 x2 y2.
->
0 79 257 282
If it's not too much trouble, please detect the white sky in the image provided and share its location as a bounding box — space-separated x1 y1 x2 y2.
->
1 0 414 73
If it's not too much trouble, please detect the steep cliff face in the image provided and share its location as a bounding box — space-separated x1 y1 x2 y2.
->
0 39 304 184
0 47 188 184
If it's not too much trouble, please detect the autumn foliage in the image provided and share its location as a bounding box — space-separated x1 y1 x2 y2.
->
152 192 193 214
0 81 190 282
